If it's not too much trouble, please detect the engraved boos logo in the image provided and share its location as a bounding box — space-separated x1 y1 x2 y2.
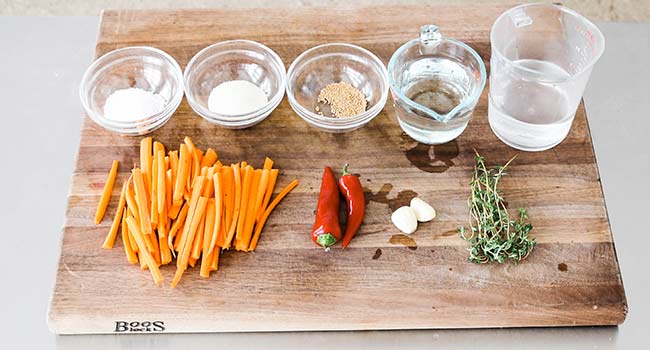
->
114 321 165 332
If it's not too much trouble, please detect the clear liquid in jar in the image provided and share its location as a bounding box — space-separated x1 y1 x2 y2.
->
406 77 465 115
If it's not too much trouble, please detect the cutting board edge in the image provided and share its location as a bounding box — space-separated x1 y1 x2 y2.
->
581 103 629 315
48 306 628 335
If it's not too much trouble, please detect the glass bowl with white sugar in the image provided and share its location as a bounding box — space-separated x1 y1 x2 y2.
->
183 40 286 129
79 46 184 135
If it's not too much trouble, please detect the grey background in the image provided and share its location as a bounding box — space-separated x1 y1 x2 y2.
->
0 16 648 349
2 0 650 21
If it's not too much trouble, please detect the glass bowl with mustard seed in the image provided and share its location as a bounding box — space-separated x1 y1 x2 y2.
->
286 43 389 132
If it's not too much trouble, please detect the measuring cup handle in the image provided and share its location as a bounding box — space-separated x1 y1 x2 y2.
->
419 25 442 55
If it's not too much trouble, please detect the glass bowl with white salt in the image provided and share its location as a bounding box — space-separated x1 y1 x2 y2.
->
184 40 286 129
79 46 184 135
286 43 389 133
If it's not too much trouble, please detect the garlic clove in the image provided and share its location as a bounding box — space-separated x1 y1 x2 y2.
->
410 197 436 222
391 206 418 234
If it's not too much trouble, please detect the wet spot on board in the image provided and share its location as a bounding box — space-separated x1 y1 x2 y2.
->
364 183 419 211
401 133 459 173
558 263 568 272
441 230 457 237
372 248 382 260
389 234 417 250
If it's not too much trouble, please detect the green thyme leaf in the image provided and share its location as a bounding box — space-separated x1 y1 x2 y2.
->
459 151 536 264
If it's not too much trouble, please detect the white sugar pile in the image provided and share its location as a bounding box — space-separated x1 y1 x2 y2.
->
104 87 167 122
208 80 268 115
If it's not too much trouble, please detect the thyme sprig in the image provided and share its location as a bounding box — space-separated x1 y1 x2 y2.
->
458 152 536 264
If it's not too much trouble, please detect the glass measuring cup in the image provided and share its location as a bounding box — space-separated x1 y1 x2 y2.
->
488 3 605 151
388 25 487 144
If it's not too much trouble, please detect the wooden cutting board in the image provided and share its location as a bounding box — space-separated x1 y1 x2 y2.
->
48 5 627 334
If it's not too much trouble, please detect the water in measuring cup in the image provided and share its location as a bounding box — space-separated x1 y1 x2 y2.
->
489 59 574 151
408 78 463 115
396 57 473 144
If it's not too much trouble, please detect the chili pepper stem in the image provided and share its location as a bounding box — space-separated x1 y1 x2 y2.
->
341 163 350 176
316 233 337 249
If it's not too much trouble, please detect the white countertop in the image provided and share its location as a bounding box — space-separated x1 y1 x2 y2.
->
0 17 647 349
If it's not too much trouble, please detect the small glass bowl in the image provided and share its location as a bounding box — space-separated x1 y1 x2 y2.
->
79 46 184 135
184 40 286 129
286 43 389 133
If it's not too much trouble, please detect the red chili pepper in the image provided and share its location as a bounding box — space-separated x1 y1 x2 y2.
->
311 166 341 249
338 164 365 248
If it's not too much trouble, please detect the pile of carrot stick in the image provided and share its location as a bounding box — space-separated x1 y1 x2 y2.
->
95 136 299 287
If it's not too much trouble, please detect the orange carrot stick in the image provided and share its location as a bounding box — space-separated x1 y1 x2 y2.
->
156 149 166 214
168 202 182 220
263 157 274 170
202 166 215 198
165 169 173 217
208 172 223 255
191 210 206 260
237 169 261 251
172 223 184 252
169 150 179 188
140 137 152 195
124 176 138 220
150 150 159 229
222 211 228 244
249 179 299 251
153 141 165 159
126 216 162 286
158 206 168 239
201 148 218 168
121 210 138 264
94 160 119 224
151 142 165 225
224 164 241 248
159 233 172 265
193 149 203 183
234 166 253 249
176 176 206 260
129 233 139 254
102 178 128 249
173 143 190 207
257 169 279 222
168 202 189 250
210 246 220 271
251 168 270 224
132 168 153 236
200 199 216 278
221 166 234 231
171 196 208 288
150 227 161 266
184 136 197 187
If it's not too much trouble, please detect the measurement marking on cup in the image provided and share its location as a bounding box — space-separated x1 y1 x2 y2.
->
510 9 533 27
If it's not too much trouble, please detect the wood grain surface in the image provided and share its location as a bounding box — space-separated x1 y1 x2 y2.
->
48 5 627 334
